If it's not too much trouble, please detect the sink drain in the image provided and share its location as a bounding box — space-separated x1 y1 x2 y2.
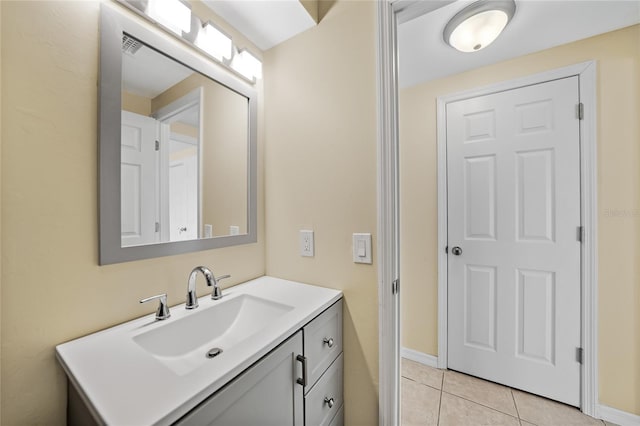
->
206 347 223 359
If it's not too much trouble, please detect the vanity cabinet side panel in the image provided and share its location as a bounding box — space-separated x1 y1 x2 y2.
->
67 381 100 426
303 299 343 391
176 331 304 426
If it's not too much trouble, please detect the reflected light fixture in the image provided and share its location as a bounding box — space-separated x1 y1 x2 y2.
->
147 0 191 35
443 0 516 53
231 49 263 81
195 22 233 62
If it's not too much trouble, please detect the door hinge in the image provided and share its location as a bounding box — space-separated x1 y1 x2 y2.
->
577 226 584 243
392 279 400 294
155 140 160 151
576 347 583 364
445 246 449 254
155 222 160 232
576 103 584 120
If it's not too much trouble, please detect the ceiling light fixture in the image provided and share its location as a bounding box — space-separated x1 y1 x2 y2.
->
443 0 516 53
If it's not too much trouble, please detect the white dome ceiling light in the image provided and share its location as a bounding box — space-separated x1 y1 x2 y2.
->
444 0 516 53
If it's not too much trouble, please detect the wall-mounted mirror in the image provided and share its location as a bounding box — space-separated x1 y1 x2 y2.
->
100 5 257 265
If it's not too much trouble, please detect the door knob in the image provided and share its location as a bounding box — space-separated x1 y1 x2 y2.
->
451 246 463 256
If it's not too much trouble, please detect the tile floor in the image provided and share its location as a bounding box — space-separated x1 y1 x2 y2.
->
401 358 616 426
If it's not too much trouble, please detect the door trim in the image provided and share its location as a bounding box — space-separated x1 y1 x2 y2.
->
376 2 400 425
436 61 598 415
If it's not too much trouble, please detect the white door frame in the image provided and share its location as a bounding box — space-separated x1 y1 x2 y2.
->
436 62 598 416
376 0 599 421
376 1 456 424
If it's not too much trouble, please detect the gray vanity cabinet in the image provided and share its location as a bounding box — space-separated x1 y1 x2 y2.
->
176 299 344 426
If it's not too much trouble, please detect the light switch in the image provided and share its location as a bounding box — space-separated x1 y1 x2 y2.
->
357 240 366 257
353 233 372 264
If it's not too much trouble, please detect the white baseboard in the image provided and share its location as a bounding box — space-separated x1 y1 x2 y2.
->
400 347 438 368
597 404 640 426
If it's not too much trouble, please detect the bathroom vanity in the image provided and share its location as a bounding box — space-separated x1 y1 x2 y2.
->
56 277 343 425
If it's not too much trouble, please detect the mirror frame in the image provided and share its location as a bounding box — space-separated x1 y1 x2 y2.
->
99 4 257 265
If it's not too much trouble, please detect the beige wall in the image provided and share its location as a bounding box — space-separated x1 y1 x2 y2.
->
1 1 265 424
264 1 379 425
400 25 640 415
121 90 151 116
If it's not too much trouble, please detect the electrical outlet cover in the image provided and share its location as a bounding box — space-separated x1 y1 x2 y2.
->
299 230 314 257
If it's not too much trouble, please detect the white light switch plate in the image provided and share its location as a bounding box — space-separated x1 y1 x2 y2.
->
353 233 372 264
300 230 314 257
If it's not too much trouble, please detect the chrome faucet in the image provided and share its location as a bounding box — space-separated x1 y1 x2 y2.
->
139 293 171 320
185 266 231 309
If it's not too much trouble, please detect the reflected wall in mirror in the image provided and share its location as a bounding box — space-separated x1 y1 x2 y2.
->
120 35 248 247
100 4 257 265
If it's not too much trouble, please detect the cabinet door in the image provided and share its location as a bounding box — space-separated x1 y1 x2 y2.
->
177 331 304 426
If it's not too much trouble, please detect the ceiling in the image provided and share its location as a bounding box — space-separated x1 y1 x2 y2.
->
202 0 317 51
122 42 194 99
122 41 199 127
398 0 640 88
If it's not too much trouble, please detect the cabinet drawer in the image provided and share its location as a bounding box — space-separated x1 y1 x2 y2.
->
304 299 342 390
328 404 344 426
305 353 343 426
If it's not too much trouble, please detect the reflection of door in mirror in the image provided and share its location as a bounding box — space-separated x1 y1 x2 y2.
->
155 91 202 243
120 34 249 247
169 136 198 241
121 111 159 247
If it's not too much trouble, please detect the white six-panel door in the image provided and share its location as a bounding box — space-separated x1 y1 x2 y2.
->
121 111 158 247
446 77 581 406
168 139 198 241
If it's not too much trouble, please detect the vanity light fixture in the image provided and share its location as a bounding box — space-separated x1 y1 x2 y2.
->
195 22 233 62
231 49 263 81
443 0 516 53
147 0 191 35
116 0 263 84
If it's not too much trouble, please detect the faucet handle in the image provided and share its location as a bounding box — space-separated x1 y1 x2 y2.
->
140 293 171 320
211 274 231 300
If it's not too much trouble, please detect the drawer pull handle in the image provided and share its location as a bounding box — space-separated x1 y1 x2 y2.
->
324 397 335 408
323 337 335 348
296 354 307 387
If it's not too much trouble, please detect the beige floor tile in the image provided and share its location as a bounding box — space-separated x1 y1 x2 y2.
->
439 392 520 426
513 389 603 425
401 377 441 426
521 422 536 426
402 359 444 390
603 422 619 426
442 370 518 417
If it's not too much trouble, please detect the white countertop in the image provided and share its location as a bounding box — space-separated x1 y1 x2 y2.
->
55 276 342 425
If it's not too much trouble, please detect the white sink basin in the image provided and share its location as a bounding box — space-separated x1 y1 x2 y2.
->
55 276 342 425
132 294 293 375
